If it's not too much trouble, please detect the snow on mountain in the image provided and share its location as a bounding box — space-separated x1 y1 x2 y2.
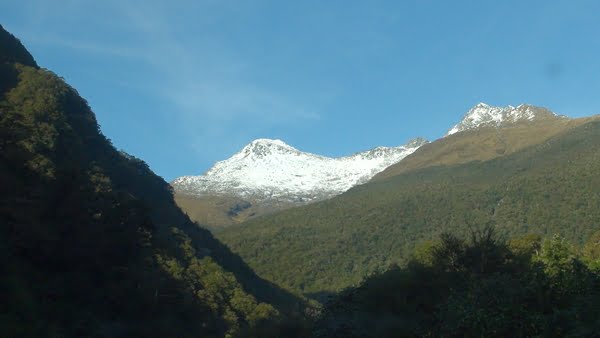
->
172 138 428 203
173 102 563 205
447 103 564 136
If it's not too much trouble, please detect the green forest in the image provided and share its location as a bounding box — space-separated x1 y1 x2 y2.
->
2 23 600 337
218 118 600 295
317 228 600 337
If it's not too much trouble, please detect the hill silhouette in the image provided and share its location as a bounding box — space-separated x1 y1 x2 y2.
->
0 24 303 337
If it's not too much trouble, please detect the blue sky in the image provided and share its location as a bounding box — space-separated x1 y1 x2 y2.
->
2 0 599 180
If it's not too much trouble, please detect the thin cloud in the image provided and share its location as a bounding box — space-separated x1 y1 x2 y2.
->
20 0 320 128
5 0 323 177
23 33 140 59
112 1 320 126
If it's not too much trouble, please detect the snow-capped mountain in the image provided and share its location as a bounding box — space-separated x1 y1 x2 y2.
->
447 103 564 136
172 138 427 203
173 102 564 208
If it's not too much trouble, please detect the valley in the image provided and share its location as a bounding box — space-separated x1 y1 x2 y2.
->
3 16 600 338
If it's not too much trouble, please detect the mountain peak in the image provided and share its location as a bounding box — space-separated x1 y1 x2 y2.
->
172 137 426 203
446 103 563 136
406 137 428 148
249 138 289 147
241 138 298 158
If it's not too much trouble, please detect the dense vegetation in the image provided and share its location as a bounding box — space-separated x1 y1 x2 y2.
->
0 24 304 337
218 118 600 295
316 229 600 337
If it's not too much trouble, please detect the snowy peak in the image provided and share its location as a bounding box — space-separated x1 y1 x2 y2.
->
405 137 428 148
446 103 564 136
240 139 301 158
172 138 427 202
352 138 428 160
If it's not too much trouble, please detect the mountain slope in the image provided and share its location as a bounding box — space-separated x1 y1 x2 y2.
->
216 118 600 296
173 137 426 228
373 104 591 181
0 25 303 337
0 24 37 67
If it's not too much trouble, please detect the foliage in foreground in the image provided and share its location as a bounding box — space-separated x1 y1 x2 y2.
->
316 228 600 337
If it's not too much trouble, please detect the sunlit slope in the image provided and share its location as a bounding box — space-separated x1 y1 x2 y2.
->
217 119 600 295
373 116 599 181
174 193 298 230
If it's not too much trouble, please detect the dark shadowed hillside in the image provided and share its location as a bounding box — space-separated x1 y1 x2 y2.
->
0 24 37 68
0 24 304 338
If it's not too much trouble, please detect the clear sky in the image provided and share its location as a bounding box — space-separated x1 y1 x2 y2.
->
2 0 599 180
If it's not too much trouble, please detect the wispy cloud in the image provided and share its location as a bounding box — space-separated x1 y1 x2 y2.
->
18 0 320 140
24 33 139 59
122 3 318 121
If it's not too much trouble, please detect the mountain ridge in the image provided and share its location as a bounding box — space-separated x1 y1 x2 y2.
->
172 137 428 203
172 103 570 229
0 24 38 67
373 104 584 181
447 102 564 136
175 103 564 202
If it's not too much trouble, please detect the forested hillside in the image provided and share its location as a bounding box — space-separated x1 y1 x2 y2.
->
317 229 600 337
218 118 600 295
0 24 304 337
